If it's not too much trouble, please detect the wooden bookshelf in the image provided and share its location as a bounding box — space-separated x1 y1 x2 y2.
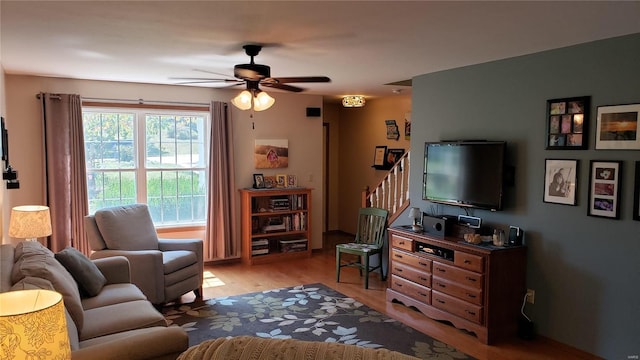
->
239 188 312 265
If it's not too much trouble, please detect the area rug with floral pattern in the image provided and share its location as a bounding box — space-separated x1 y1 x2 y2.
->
162 283 472 359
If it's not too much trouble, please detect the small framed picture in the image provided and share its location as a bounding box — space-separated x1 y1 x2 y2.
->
633 161 640 221
543 159 578 205
588 160 622 219
373 146 387 167
546 96 590 150
287 174 298 187
253 174 264 189
263 176 276 188
385 148 405 169
276 174 287 188
595 103 640 150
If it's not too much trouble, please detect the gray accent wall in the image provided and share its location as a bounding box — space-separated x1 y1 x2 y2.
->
409 33 640 358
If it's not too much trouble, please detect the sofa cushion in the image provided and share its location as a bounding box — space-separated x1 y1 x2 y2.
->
55 247 107 297
80 300 167 341
94 204 159 251
81 283 147 310
0 244 15 292
11 241 84 330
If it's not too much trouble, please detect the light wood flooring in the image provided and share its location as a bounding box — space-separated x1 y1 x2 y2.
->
178 233 600 360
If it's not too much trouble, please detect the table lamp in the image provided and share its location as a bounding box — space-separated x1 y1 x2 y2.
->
8 205 52 242
0 289 71 359
408 207 423 232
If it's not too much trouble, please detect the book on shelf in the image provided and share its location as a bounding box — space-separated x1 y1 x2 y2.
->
279 238 308 253
252 238 269 246
251 248 269 255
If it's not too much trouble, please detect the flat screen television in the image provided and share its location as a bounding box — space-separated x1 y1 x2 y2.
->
422 141 506 211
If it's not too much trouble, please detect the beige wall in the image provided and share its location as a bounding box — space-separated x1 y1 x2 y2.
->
0 65 5 241
336 95 411 234
3 75 324 249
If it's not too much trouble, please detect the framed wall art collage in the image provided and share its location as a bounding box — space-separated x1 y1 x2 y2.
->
544 96 640 220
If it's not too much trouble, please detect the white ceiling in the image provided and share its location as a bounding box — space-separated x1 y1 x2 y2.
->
2 1 640 101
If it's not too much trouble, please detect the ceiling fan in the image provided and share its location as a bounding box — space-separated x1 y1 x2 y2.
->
173 44 330 111
175 44 332 91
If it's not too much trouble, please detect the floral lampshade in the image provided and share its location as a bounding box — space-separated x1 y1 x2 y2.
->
8 205 52 241
0 289 71 359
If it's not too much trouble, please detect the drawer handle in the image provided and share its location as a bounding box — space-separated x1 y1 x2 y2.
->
394 283 403 287
466 310 476 315
467 293 476 298
395 268 403 272
418 292 428 297
419 277 428 281
437 268 446 273
398 241 405 245
465 276 477 282
394 254 403 259
418 262 428 267
436 299 445 304
437 283 446 288
464 259 472 264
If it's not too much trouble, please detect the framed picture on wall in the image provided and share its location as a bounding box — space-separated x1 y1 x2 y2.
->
543 159 578 205
373 146 387 168
587 160 622 219
634 161 640 221
545 96 590 150
595 103 640 150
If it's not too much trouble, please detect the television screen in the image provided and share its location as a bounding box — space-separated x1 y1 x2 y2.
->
422 141 506 211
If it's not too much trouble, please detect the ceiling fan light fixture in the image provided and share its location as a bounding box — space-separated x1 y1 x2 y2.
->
253 91 275 111
342 95 365 108
231 90 253 110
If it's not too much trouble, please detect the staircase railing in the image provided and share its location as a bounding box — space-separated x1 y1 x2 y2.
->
362 150 411 224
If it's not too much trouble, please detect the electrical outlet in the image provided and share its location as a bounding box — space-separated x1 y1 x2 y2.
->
526 289 535 304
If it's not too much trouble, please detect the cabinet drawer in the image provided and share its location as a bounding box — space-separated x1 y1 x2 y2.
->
391 234 413 251
454 251 484 272
391 262 432 288
391 249 432 272
432 291 483 324
432 276 483 305
390 275 431 305
432 261 483 289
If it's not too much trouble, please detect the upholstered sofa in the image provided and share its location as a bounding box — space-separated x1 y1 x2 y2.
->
178 336 421 360
1 241 189 360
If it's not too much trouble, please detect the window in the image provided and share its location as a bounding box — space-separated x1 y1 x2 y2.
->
83 107 209 226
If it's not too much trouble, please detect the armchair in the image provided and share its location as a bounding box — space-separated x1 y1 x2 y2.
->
85 204 203 305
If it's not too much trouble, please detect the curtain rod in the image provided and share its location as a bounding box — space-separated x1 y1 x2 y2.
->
81 97 210 107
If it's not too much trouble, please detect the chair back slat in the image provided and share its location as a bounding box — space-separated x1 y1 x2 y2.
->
354 207 389 247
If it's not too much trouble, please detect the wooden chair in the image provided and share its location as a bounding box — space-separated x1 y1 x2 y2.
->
336 207 389 289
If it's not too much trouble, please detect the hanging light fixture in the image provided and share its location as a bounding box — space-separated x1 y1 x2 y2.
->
342 95 366 108
231 81 275 112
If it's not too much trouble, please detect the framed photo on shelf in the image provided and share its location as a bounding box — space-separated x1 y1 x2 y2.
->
385 148 405 169
546 96 589 150
253 173 264 189
595 103 640 150
263 176 276 189
373 146 387 167
634 161 640 221
276 174 287 188
587 160 622 219
287 174 298 187
543 159 578 205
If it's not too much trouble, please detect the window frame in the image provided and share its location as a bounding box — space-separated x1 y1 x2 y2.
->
82 103 210 227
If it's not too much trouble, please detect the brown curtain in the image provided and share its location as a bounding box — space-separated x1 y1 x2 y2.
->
40 93 90 254
204 101 238 261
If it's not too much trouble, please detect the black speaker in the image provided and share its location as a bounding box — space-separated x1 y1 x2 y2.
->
422 215 447 238
509 226 524 246
458 215 482 229
306 107 321 117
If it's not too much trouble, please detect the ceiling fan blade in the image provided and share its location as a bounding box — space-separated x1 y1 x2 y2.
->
262 82 305 93
192 69 235 78
272 76 331 84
